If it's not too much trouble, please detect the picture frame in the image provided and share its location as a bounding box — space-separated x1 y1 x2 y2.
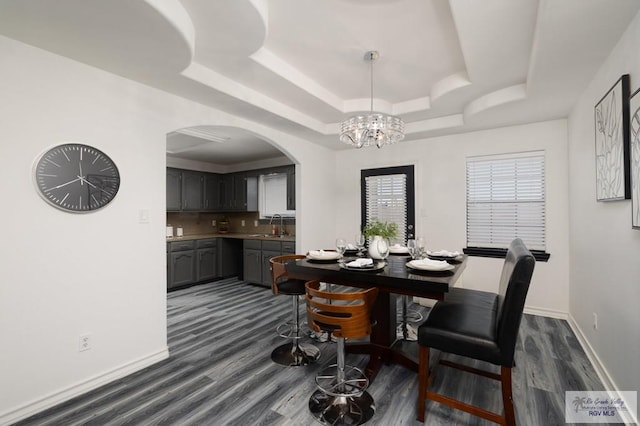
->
594 74 630 201
630 87 640 229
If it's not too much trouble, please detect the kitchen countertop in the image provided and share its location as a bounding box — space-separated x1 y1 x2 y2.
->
166 232 296 243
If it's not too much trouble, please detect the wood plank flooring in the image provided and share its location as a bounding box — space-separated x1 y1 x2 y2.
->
15 278 603 425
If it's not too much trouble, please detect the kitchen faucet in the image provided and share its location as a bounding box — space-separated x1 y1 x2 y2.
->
269 214 284 236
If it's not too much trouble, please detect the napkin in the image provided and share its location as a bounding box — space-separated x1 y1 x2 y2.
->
427 249 461 257
346 243 357 250
346 258 374 268
308 250 341 260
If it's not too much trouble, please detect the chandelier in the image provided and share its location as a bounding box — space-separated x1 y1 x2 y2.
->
340 51 405 148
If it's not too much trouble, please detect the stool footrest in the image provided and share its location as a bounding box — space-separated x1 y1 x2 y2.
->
315 364 369 398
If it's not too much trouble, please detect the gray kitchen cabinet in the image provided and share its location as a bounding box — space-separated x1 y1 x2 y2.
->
219 172 258 212
166 168 182 211
243 239 262 284
181 171 203 211
196 239 217 282
168 240 196 289
203 173 220 211
242 239 295 286
261 249 281 286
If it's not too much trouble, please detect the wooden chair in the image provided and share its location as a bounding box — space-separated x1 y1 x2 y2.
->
416 238 535 425
268 255 320 366
305 280 378 425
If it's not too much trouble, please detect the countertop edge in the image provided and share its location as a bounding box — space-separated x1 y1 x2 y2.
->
167 233 295 243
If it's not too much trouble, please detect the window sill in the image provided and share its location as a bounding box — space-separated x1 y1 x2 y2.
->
463 247 550 262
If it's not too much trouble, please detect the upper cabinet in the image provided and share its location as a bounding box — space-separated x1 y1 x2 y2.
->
167 168 261 213
166 168 182 211
203 173 220 211
181 171 204 211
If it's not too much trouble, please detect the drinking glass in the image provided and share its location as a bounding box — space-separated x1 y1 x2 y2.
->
415 237 425 259
355 234 366 256
336 238 347 257
407 239 417 259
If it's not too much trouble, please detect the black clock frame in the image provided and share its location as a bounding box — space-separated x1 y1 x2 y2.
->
34 143 120 213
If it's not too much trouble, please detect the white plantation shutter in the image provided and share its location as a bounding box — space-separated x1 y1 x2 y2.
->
365 173 407 242
466 152 546 250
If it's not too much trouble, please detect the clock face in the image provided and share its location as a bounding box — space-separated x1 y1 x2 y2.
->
34 143 120 212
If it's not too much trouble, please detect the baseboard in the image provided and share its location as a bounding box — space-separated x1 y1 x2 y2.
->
567 315 638 425
0 347 169 426
523 305 568 319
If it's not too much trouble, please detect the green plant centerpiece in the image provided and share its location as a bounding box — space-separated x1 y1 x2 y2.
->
362 218 398 239
362 219 398 259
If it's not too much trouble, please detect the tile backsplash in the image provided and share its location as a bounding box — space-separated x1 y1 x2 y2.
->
166 212 295 237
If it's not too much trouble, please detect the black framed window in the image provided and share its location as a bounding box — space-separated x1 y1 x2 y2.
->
361 165 415 243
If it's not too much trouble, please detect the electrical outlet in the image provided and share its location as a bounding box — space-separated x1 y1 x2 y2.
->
593 313 598 330
78 334 92 352
241 220 245 227
211 220 216 227
254 220 258 227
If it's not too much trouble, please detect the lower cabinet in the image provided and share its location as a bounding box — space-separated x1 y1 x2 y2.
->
243 239 296 286
196 239 217 282
168 240 196 290
168 238 219 290
243 245 262 284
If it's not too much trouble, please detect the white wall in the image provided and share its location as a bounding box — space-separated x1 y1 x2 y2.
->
567 10 640 395
335 120 571 316
0 35 335 423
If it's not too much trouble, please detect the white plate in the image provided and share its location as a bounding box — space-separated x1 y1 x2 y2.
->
406 259 455 271
307 250 342 261
389 245 409 254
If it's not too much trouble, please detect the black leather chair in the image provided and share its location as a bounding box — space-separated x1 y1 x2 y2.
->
269 255 320 366
416 238 535 425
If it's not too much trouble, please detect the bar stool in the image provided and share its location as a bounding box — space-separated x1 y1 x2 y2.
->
269 255 320 367
305 280 378 425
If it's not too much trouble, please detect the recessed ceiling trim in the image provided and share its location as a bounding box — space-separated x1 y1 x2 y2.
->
464 84 527 119
181 61 331 135
250 47 344 111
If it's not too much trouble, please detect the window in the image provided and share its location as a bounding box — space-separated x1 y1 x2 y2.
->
465 151 549 261
361 165 415 243
259 173 294 218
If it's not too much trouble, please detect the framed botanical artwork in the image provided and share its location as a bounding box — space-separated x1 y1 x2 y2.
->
630 87 640 228
594 74 630 201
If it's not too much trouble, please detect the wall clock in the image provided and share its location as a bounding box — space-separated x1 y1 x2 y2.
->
34 143 120 213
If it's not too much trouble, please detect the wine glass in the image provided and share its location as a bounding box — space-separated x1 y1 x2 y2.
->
355 234 366 257
336 238 347 258
407 239 417 260
415 237 425 259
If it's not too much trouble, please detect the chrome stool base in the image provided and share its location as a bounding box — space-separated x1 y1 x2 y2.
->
271 342 320 367
309 390 375 425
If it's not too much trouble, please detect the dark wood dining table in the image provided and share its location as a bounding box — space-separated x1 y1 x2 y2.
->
286 253 467 381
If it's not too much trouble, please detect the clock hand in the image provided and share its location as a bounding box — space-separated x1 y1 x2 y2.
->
49 177 82 190
77 175 112 195
79 162 84 185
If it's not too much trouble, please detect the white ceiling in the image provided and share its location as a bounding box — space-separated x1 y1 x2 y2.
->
1 0 639 164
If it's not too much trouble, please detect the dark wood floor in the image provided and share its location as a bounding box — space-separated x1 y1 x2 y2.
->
16 278 603 425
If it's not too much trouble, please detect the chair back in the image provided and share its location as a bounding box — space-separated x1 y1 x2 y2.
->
269 254 306 295
496 238 536 363
305 280 378 339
